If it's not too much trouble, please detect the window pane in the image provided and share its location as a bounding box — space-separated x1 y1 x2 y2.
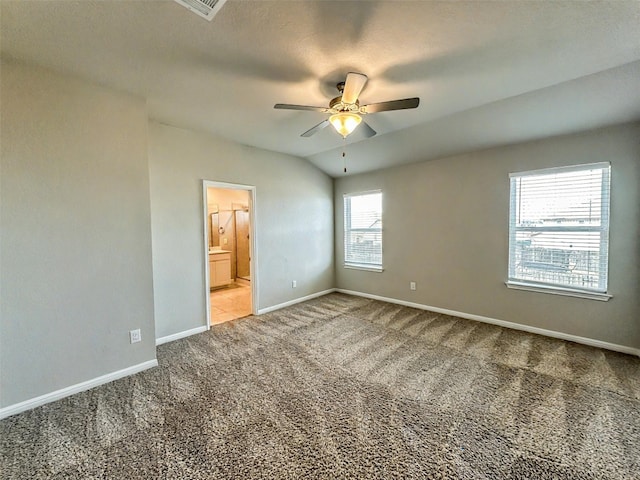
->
344 191 382 267
508 163 610 293
516 168 604 227
345 230 382 265
512 230 604 290
349 193 382 229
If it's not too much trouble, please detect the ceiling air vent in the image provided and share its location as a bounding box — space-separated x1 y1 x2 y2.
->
174 0 227 21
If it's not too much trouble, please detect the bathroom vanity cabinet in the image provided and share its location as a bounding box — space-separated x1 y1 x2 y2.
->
209 251 232 288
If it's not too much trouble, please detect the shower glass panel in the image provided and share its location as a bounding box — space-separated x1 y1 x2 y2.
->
235 209 251 280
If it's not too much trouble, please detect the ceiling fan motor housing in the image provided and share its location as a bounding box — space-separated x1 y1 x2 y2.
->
330 96 360 113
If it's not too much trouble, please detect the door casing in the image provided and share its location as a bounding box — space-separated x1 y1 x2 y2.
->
202 180 258 329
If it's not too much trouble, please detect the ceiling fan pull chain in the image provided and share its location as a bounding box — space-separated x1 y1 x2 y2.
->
342 138 347 173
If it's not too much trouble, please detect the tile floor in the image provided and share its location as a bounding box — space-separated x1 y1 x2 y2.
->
210 283 252 325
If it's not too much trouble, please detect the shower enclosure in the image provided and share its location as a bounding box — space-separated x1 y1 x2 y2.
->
234 208 250 281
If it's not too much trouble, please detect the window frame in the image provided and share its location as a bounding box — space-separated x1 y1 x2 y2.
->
506 162 612 301
343 190 383 272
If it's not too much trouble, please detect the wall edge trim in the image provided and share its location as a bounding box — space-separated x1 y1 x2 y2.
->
336 289 640 356
0 359 158 420
257 289 337 314
156 326 208 346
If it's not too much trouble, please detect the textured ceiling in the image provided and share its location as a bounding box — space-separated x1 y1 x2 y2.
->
2 0 639 177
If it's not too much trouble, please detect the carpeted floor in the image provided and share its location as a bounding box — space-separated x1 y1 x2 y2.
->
1 293 639 479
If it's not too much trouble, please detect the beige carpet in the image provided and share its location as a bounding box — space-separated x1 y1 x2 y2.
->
1 293 639 479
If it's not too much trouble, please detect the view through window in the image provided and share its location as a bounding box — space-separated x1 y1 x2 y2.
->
344 191 382 270
508 163 611 295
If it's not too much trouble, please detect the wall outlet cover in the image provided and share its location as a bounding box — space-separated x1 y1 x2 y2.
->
410 282 417 291
292 280 297 288
130 329 142 344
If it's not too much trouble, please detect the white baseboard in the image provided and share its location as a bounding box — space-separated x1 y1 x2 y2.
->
157 289 338 342
0 359 158 421
156 325 208 346
337 289 640 357
257 288 337 315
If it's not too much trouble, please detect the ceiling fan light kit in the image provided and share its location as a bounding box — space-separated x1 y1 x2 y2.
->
275 72 420 140
329 112 362 138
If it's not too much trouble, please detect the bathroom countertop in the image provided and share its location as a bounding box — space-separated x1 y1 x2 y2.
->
209 249 232 255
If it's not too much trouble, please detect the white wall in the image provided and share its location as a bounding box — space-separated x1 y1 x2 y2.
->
334 123 640 350
0 61 156 407
148 122 334 339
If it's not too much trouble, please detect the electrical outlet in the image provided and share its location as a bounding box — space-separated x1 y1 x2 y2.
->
292 280 297 288
129 329 142 344
223 237 228 245
410 282 416 291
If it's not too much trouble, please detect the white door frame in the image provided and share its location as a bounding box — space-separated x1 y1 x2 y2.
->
202 180 259 329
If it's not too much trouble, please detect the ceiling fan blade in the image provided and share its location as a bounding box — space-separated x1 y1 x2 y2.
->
274 104 329 112
359 121 377 138
301 119 330 137
362 97 420 113
341 72 368 104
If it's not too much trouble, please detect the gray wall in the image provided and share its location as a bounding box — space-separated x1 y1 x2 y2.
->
334 123 640 349
0 61 156 407
2 59 634 411
148 122 334 339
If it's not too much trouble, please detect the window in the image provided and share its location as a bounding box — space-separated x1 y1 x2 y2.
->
507 163 611 300
344 191 383 271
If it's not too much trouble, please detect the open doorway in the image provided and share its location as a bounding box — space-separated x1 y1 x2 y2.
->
203 181 257 326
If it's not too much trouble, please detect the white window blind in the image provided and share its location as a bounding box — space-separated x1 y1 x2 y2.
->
344 191 382 270
508 163 611 296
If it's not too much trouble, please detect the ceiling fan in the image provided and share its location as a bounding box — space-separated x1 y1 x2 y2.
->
274 72 420 139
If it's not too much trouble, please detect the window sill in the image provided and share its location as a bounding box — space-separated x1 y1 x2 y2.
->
505 281 611 302
344 264 384 273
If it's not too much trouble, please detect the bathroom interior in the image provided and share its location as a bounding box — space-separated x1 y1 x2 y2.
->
207 186 252 324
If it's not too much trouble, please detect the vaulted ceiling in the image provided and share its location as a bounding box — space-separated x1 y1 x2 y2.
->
2 0 639 176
